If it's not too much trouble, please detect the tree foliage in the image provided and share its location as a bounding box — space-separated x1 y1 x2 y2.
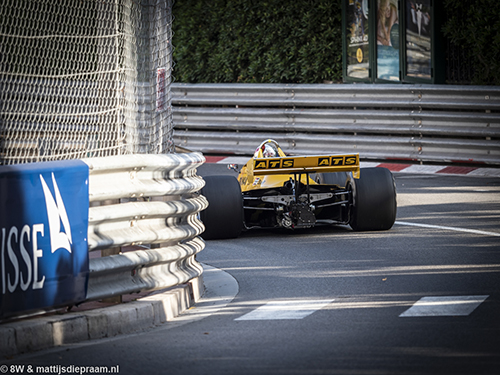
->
442 0 500 85
172 0 343 83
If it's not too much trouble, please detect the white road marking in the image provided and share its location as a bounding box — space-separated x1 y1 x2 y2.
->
359 161 382 168
468 168 500 177
399 295 489 317
235 299 334 321
395 221 500 237
401 165 445 174
217 156 249 164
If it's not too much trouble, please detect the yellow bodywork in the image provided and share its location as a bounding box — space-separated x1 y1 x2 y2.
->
237 140 360 192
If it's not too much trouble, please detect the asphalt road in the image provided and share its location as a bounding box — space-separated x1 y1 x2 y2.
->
4 164 500 375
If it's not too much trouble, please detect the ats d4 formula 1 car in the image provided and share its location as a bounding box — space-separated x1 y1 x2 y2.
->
200 139 397 239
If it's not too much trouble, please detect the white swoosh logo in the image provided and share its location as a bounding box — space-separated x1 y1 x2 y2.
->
40 173 72 254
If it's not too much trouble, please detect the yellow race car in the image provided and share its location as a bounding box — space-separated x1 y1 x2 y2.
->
200 139 396 239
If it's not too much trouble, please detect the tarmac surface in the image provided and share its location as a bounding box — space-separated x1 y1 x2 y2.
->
1 160 498 358
0 264 237 358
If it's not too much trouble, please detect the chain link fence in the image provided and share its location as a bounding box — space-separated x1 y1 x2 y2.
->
0 0 174 165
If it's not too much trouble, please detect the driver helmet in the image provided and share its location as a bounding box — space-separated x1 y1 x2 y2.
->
262 143 278 158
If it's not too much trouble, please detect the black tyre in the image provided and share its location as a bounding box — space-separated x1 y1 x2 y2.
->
316 172 351 188
349 167 397 231
200 175 243 240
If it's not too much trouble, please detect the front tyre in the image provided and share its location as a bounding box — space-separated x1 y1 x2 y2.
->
349 167 397 231
200 175 243 240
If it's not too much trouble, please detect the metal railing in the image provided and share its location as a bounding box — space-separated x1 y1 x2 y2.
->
83 152 207 301
172 83 500 165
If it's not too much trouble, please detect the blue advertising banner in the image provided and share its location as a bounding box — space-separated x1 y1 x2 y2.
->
0 160 89 319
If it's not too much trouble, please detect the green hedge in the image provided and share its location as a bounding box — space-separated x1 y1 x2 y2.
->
172 0 343 83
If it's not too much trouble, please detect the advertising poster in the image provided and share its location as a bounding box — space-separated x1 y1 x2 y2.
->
377 0 400 81
346 0 370 79
405 0 432 79
0 161 89 319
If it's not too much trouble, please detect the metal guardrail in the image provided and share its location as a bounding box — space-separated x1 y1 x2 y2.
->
171 83 500 165
82 153 207 301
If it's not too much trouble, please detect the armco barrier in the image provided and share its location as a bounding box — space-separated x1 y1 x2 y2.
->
172 83 500 165
0 152 207 320
84 153 207 301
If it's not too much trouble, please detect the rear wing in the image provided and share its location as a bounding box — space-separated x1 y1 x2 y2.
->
249 154 360 179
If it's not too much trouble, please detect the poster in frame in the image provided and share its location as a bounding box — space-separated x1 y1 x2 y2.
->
345 0 370 80
376 0 400 81
405 0 432 80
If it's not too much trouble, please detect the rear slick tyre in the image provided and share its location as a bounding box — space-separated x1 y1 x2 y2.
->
200 175 243 240
349 167 397 231
316 171 350 188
